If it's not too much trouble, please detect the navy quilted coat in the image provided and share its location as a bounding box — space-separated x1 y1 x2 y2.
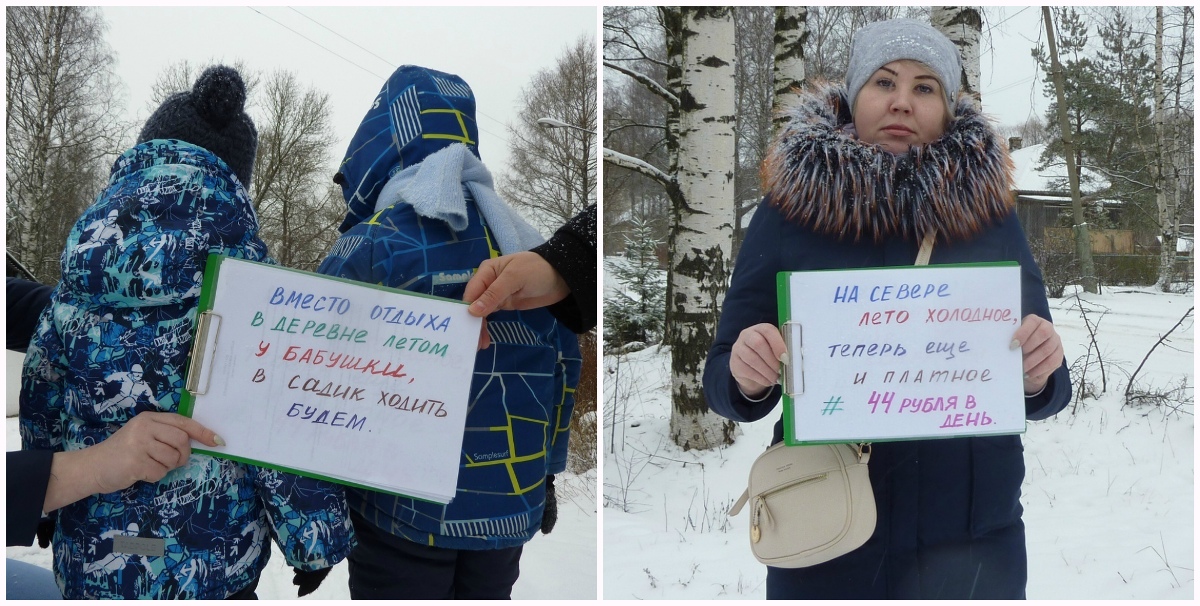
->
704 88 1071 599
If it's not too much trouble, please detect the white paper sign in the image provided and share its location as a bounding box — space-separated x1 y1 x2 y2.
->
182 256 481 503
779 263 1026 444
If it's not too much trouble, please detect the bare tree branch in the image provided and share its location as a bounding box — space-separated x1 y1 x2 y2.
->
604 148 672 186
604 61 680 109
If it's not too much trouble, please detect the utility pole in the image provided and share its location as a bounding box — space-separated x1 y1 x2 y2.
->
1042 6 1098 293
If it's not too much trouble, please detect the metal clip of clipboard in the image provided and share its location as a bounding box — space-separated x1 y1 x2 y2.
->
185 311 222 396
780 321 804 398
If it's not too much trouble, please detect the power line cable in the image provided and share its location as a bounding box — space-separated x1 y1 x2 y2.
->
289 7 396 71
287 7 517 133
976 6 1048 126
985 75 1037 97
983 6 1030 37
1025 10 1047 125
247 7 385 80
249 7 514 147
979 6 1035 63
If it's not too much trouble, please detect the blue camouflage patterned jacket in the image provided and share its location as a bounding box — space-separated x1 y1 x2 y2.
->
20 139 355 599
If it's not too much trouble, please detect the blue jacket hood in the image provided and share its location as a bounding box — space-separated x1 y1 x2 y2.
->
58 139 264 308
335 65 481 233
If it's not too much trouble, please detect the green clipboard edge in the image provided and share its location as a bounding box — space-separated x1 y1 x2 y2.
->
177 253 226 419
177 252 475 502
776 271 796 445
776 260 1026 446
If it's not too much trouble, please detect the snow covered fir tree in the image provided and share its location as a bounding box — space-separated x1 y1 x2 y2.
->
604 216 665 352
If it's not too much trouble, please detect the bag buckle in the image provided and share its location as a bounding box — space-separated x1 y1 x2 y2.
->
855 442 871 462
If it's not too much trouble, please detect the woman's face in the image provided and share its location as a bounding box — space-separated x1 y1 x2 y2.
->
852 60 949 154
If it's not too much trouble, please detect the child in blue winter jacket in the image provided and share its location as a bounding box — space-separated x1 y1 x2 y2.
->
317 65 582 599
20 66 355 599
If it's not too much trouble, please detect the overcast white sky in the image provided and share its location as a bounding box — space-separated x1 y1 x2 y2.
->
101 6 598 180
99 6 1059 181
976 6 1051 129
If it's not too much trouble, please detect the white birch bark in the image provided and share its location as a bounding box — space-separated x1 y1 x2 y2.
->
661 7 684 198
932 7 982 100
772 7 808 132
1153 7 1177 291
667 7 737 451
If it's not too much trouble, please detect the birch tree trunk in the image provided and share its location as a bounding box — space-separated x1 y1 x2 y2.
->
772 7 808 132
667 7 737 450
1153 7 1177 292
659 6 686 345
1166 8 1192 288
931 6 981 100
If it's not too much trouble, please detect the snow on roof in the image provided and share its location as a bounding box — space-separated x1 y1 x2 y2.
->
1009 143 1111 195
1152 234 1195 253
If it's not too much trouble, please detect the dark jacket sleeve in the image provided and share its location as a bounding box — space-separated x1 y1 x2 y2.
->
703 201 785 423
7 278 54 353
532 204 596 333
7 450 53 546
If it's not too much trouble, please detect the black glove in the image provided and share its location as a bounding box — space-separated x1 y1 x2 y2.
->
293 567 331 597
541 475 558 535
36 517 55 549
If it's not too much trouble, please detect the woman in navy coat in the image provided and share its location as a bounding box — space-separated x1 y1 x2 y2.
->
704 20 1071 599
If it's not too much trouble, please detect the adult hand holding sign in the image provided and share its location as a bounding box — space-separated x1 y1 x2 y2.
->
464 251 570 317
1011 314 1065 394
730 323 788 399
88 412 221 492
764 264 1032 444
44 412 221 513
464 252 570 351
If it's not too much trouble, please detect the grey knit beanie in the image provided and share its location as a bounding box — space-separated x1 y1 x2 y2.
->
138 65 258 187
845 18 962 113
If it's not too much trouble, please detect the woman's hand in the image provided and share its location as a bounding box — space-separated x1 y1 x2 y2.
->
1011 314 1064 395
43 412 222 512
464 252 570 317
730 323 788 399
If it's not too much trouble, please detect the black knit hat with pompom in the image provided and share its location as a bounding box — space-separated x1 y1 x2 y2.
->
138 65 258 186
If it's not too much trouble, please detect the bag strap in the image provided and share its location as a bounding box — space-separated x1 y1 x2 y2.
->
730 234 931 519
729 489 749 516
854 236 931 455
915 231 935 266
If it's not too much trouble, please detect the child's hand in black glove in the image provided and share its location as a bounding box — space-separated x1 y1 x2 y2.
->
541 474 557 534
293 566 332 597
36 517 55 548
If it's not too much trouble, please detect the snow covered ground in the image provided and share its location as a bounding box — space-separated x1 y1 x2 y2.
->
4 423 598 600
603 284 1194 599
6 280 1192 600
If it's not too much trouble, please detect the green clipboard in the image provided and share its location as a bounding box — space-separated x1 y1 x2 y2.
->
178 253 482 503
776 262 1027 446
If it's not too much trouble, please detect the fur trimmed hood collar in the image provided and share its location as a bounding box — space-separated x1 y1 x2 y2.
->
763 82 1015 243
